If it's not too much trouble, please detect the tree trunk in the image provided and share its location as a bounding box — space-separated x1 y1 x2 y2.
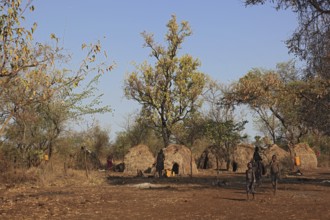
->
0 111 14 135
48 143 53 159
190 149 193 177
84 149 89 178
161 126 171 147
216 157 220 176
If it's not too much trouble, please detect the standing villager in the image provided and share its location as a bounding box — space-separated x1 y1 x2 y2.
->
269 154 280 195
156 149 165 178
253 146 262 162
246 162 256 200
107 154 113 171
252 146 263 186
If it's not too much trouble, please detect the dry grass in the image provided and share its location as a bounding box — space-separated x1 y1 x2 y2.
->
0 153 108 188
123 144 155 174
317 154 329 168
164 144 198 176
197 145 228 170
294 143 318 169
232 144 254 172
261 144 291 172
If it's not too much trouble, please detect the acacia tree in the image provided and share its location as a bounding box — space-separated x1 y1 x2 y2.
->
0 0 112 162
203 80 247 170
3 64 111 160
252 107 282 144
224 63 310 162
244 0 330 138
0 0 55 135
124 15 206 147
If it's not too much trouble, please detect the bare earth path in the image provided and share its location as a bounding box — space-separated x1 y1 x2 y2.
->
1 169 330 219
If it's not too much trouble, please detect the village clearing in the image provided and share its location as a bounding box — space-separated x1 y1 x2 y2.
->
0 168 329 219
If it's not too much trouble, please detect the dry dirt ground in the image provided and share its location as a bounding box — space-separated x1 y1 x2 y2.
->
0 168 330 220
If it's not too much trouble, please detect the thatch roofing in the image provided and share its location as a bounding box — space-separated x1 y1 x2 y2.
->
232 144 254 172
261 144 291 170
197 145 227 170
163 144 198 176
294 143 318 169
123 144 155 174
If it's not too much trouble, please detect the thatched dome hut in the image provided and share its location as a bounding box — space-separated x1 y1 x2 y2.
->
163 144 198 176
261 144 291 171
197 145 227 170
232 144 254 172
123 144 155 174
294 143 318 169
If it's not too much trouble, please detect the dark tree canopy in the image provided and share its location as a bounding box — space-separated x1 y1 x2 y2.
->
245 0 330 79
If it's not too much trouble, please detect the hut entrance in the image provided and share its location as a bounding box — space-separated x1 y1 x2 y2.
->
172 163 179 175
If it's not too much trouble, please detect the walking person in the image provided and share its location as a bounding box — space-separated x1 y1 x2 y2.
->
269 154 280 195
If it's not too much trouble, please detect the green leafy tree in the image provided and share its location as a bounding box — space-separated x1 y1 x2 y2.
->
124 15 206 147
223 62 313 167
0 1 112 163
111 111 163 159
203 81 247 170
172 112 205 148
244 0 330 139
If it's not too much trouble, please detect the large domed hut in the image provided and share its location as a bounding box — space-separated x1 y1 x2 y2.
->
197 145 227 170
261 144 291 171
294 143 318 169
163 144 198 176
123 144 155 174
231 144 254 172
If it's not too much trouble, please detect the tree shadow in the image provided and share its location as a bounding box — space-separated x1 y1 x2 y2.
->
220 197 247 202
106 171 330 189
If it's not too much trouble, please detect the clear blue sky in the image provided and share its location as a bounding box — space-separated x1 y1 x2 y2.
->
25 0 298 140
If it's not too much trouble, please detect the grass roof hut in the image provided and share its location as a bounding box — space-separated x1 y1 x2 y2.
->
163 144 198 176
294 143 318 169
123 144 155 174
261 144 291 171
231 144 254 172
197 145 227 170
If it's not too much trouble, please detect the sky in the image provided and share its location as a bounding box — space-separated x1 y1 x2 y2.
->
24 0 298 141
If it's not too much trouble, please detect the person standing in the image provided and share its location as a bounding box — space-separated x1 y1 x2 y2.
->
156 149 165 178
253 146 263 186
107 154 113 171
246 162 256 200
269 154 280 195
253 146 262 162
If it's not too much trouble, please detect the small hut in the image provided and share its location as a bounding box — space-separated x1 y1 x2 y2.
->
163 144 198 176
294 143 318 169
123 145 155 174
231 144 254 172
262 144 291 171
197 145 227 170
